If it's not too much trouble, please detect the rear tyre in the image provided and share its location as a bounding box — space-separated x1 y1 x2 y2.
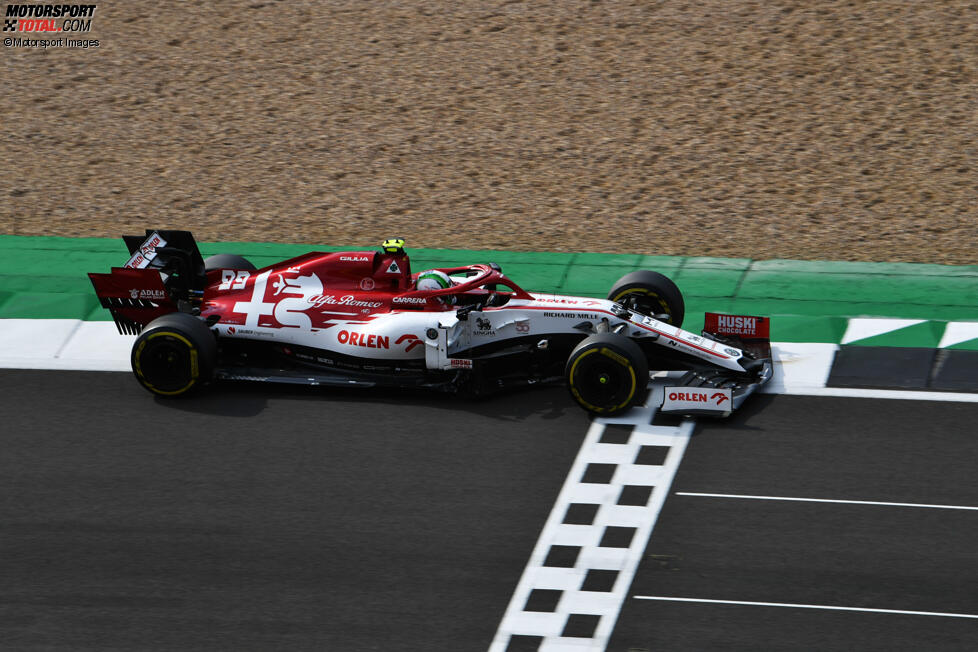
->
607 270 685 327
203 254 256 272
565 334 649 416
131 313 217 397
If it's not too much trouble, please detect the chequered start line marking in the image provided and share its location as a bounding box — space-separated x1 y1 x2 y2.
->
489 384 694 652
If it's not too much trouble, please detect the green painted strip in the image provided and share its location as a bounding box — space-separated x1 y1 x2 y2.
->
1 235 976 346
845 321 947 348
948 339 978 351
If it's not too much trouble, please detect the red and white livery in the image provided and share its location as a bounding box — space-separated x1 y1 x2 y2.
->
90 231 772 416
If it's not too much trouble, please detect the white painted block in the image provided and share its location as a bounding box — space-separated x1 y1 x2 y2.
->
938 321 978 348
841 318 924 344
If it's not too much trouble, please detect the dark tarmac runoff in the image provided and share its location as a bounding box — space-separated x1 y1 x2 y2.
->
0 369 588 651
2 371 976 651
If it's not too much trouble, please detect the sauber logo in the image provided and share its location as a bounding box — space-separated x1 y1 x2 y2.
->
395 333 423 353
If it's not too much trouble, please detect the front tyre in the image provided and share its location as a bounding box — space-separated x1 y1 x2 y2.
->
131 313 217 397
565 334 649 416
607 270 685 327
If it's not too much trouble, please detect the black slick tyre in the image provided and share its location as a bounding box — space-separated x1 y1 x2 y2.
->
565 334 649 416
607 270 685 327
203 254 256 272
131 313 217 397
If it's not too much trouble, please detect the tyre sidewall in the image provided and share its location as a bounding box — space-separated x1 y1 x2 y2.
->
203 253 256 272
131 313 216 397
608 270 685 327
566 334 649 415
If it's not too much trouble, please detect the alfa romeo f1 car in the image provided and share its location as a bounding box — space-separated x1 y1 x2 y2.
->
89 230 772 417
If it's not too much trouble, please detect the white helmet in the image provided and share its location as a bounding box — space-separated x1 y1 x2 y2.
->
416 269 453 291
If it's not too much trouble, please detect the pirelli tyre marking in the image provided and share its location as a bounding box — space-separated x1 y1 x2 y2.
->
133 331 200 396
568 346 638 414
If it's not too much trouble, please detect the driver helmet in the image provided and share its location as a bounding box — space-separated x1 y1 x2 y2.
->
416 269 453 291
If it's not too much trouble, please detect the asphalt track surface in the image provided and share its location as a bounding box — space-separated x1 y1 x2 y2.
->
612 395 978 652
2 371 976 651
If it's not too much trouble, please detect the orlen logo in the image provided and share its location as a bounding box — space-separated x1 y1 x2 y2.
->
667 391 728 405
668 391 713 403
395 333 423 353
337 330 389 349
662 387 732 413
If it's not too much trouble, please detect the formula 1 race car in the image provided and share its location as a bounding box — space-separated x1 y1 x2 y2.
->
89 230 772 417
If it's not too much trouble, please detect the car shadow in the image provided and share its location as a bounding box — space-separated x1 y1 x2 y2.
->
687 393 777 436
155 378 578 422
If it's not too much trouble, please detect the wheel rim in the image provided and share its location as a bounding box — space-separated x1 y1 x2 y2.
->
613 288 672 323
135 333 197 394
570 350 637 412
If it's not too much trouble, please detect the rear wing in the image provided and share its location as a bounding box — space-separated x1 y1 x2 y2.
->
89 230 207 334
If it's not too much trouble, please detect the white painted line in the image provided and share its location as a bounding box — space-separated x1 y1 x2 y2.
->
489 392 693 652
780 386 978 403
763 343 837 394
633 596 978 619
938 321 978 349
676 492 978 512
4 320 978 404
0 319 134 372
840 318 925 345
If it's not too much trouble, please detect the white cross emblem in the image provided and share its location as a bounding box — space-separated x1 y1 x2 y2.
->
233 270 276 327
